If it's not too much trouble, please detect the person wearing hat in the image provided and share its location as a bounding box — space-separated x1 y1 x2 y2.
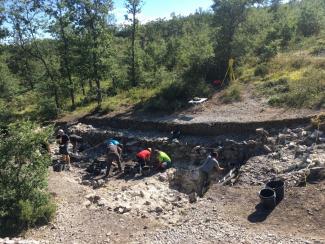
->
106 138 121 146
136 148 152 168
155 149 172 170
56 129 71 168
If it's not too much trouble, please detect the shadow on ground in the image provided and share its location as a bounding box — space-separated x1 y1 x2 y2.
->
248 203 274 223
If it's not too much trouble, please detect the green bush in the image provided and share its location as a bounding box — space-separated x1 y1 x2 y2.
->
260 78 289 95
221 82 242 103
38 98 59 120
290 58 310 69
267 72 324 108
297 7 320 37
256 42 278 62
144 62 213 112
268 95 283 106
144 78 212 112
0 121 55 236
254 64 269 77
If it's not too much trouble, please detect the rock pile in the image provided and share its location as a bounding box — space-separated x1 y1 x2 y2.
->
237 127 325 186
80 170 190 224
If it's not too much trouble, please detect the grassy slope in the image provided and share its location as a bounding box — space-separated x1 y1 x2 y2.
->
223 35 325 109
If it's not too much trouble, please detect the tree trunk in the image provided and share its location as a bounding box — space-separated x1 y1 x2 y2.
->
54 86 60 109
24 58 34 90
81 80 86 96
58 1 75 107
88 79 93 89
131 10 136 86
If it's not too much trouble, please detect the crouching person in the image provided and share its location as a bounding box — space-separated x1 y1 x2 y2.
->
136 148 152 168
155 150 172 171
105 143 123 177
199 152 224 197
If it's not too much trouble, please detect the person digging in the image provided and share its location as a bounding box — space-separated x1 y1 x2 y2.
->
136 148 152 168
56 129 71 170
154 149 172 171
105 143 123 178
198 151 224 197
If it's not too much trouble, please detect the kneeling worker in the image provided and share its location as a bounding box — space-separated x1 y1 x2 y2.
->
155 149 172 170
106 142 123 177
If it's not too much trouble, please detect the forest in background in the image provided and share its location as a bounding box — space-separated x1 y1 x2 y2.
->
0 0 324 236
0 0 324 124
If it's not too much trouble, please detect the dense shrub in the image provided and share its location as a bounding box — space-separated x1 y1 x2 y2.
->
38 98 59 120
255 43 278 62
254 64 269 77
221 82 242 103
267 72 324 108
260 78 289 95
0 121 55 237
297 7 320 37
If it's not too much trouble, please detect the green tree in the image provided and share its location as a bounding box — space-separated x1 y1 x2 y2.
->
0 121 55 236
72 0 114 105
212 0 264 77
7 0 61 108
125 0 143 87
46 0 76 107
297 6 320 37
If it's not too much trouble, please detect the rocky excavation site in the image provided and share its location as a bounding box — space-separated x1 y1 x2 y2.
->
3 118 324 244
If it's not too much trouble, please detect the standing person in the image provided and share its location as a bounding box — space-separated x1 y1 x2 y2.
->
105 143 122 177
199 152 224 197
57 129 71 168
155 150 172 170
136 148 151 168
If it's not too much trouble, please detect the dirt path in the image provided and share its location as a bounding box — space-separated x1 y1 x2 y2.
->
107 85 321 123
26 166 325 244
57 85 323 126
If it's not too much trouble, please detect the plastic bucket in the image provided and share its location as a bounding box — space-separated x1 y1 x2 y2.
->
259 188 276 210
266 180 284 203
142 166 151 176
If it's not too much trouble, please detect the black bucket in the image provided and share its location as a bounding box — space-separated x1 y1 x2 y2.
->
142 166 151 176
53 163 65 172
259 188 276 210
266 180 284 203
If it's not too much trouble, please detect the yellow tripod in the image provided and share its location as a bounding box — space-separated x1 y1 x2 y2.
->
222 58 236 85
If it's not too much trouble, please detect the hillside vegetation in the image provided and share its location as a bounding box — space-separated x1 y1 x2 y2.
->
0 0 324 123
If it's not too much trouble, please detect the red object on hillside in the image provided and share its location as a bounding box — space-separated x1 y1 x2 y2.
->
213 80 222 86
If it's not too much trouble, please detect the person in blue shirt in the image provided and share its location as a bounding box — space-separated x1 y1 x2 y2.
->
104 139 123 177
